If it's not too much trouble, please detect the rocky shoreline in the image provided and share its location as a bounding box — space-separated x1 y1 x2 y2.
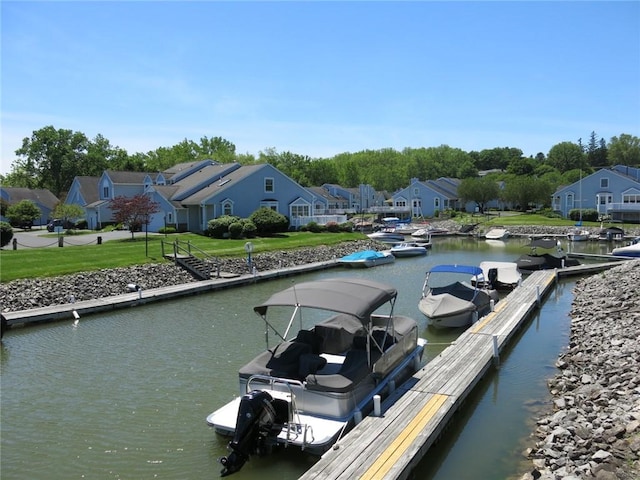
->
519 259 640 480
0 239 386 312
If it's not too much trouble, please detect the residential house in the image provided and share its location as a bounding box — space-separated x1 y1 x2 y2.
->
169 163 317 232
0 187 60 227
392 178 464 218
551 165 640 223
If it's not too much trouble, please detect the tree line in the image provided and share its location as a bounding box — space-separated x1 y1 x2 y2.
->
2 125 639 199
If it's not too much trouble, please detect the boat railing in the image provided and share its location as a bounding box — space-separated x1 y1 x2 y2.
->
246 374 310 448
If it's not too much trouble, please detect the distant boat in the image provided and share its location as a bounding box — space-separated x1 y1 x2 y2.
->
338 250 395 268
390 242 428 257
367 230 405 243
598 226 625 242
515 238 580 273
612 237 640 258
471 261 522 291
484 228 509 240
567 228 590 242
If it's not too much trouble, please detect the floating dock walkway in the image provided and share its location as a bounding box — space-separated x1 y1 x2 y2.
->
300 262 622 480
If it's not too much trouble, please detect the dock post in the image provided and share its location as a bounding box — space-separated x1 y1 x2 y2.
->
536 286 541 306
354 410 363 423
373 395 381 417
492 335 499 364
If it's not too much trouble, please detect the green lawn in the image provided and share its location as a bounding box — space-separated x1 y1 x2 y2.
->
0 231 365 282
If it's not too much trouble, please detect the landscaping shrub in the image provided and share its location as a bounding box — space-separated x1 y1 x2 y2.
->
325 221 340 233
207 215 240 238
569 208 598 222
249 208 289 235
305 221 323 233
228 222 244 239
158 226 177 234
241 220 257 238
0 221 13 248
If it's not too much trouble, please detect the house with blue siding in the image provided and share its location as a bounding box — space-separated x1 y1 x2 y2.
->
551 165 640 223
0 187 59 227
392 178 463 218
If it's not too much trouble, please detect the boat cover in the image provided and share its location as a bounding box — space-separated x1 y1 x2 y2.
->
428 264 483 276
339 250 386 261
253 278 397 323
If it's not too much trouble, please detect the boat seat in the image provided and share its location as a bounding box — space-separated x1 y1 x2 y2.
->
295 329 324 355
239 340 313 380
305 349 371 393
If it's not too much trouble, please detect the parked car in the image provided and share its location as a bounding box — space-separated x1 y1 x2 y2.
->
46 219 75 232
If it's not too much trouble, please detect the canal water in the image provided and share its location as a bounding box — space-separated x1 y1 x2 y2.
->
0 237 614 480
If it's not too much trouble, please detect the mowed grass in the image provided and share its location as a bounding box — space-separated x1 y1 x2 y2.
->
0 232 366 283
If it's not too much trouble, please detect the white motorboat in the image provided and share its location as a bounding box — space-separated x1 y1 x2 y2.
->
612 237 640 258
367 230 405 243
515 238 580 273
484 228 510 240
338 249 395 268
390 242 428 257
471 261 522 291
207 278 426 476
418 265 499 329
567 227 590 242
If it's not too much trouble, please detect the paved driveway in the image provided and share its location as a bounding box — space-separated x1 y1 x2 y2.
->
8 228 146 249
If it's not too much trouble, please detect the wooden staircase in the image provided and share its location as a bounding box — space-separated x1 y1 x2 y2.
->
162 240 215 281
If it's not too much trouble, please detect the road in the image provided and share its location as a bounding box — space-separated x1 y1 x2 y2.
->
8 227 148 249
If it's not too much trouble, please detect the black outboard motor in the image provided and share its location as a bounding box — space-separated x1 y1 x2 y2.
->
487 268 498 289
220 390 289 476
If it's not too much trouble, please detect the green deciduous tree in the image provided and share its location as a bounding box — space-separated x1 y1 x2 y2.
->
608 134 640 166
457 177 500 213
502 176 553 211
14 126 89 197
5 199 41 228
546 142 585 173
52 204 86 226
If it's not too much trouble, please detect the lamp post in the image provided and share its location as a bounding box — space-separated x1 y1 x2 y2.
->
145 214 149 257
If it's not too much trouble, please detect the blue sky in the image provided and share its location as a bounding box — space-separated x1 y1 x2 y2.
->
2 1 639 175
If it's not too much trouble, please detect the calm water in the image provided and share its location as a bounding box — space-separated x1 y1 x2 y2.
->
0 237 611 480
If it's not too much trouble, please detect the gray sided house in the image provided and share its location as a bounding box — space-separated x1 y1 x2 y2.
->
0 187 59 226
551 165 640 223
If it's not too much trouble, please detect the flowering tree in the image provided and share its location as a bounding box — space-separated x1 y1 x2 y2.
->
108 194 160 239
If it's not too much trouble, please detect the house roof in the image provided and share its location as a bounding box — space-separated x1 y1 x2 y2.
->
168 163 241 200
72 176 100 204
1 187 59 208
105 170 155 184
180 164 267 205
306 186 347 203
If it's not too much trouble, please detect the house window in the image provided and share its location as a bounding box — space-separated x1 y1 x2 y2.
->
413 187 419 196
566 193 574 208
600 178 609 188
434 198 440 209
103 186 109 199
167 213 173 223
260 201 278 211
291 204 310 217
222 200 233 216
396 199 407 207
265 178 274 193
623 193 640 204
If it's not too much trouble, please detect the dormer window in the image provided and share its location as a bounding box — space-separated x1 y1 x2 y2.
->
600 178 609 188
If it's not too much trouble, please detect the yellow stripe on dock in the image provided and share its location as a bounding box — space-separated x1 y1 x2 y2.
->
360 393 448 480
470 299 506 333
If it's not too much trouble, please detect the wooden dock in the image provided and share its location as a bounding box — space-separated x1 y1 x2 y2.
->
299 263 619 480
